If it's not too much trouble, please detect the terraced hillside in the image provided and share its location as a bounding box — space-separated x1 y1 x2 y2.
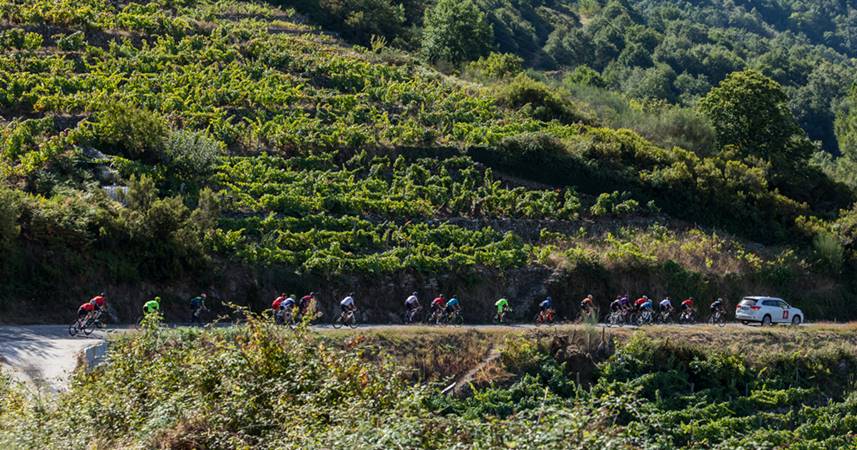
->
1 0 856 322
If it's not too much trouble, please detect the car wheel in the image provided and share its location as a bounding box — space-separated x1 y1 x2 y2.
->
761 315 772 326
791 315 802 325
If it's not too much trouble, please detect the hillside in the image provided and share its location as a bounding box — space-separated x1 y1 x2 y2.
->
2 321 857 448
2 0 857 322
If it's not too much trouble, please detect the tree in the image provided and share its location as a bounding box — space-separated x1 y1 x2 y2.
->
835 85 857 160
699 70 811 169
421 0 493 65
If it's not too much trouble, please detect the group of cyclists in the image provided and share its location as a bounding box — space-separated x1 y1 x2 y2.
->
606 294 726 326
71 289 729 334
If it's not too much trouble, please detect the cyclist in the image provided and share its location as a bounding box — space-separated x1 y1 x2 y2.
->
618 294 631 312
90 292 107 313
189 293 207 326
539 296 553 311
681 297 695 320
444 295 461 317
272 292 286 312
537 296 555 323
283 294 297 313
143 296 161 315
710 298 724 315
659 296 673 314
634 295 649 312
495 298 510 321
299 291 316 319
431 294 446 316
580 295 594 314
641 297 654 313
77 301 96 320
404 292 421 323
340 293 356 316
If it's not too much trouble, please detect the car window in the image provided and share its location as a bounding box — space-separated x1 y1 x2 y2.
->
762 300 776 306
739 298 756 306
779 301 789 308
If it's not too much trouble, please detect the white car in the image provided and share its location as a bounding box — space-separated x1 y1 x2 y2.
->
735 296 804 326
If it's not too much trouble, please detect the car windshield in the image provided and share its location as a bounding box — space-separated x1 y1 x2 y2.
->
739 298 757 306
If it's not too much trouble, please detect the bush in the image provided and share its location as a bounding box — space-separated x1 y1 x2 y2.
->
164 129 224 182
813 231 844 273
89 104 168 162
464 52 523 80
496 74 591 124
563 65 607 88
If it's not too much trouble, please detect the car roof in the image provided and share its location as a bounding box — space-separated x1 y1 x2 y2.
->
743 296 784 301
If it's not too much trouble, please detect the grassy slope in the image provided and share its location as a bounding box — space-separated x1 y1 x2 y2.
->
0 0 852 323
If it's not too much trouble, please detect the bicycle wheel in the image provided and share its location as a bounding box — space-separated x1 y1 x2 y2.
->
68 320 80 337
348 314 358 329
451 313 463 326
332 315 343 329
83 316 97 335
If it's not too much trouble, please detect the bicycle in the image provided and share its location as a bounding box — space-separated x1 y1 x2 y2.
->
679 310 696 325
403 306 423 324
68 311 99 337
708 309 726 327
427 308 445 325
655 309 674 324
534 308 556 326
441 309 464 326
636 309 654 326
332 309 358 329
606 310 625 327
494 308 512 324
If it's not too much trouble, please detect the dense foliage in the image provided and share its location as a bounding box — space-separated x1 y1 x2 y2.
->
1 323 855 448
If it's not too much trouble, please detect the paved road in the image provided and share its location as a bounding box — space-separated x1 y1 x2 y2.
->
0 325 110 391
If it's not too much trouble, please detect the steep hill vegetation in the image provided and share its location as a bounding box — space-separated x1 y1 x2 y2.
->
2 321 857 448
2 0 857 322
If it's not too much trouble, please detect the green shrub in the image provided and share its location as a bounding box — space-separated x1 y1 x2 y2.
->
464 52 523 80
496 74 591 124
89 104 168 162
164 129 224 182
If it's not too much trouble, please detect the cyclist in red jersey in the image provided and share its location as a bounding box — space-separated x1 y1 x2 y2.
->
431 294 446 315
272 293 286 311
78 301 95 319
681 297 694 312
89 293 107 311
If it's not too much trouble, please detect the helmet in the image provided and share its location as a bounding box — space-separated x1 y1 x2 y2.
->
440 293 445 298
546 296 552 301
100 292 106 297
201 292 207 298
587 294 593 299
643 295 649 299
348 292 354 296
154 296 161 302
412 291 418 296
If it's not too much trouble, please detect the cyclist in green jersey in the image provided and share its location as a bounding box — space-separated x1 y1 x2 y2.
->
495 298 509 317
143 296 161 315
